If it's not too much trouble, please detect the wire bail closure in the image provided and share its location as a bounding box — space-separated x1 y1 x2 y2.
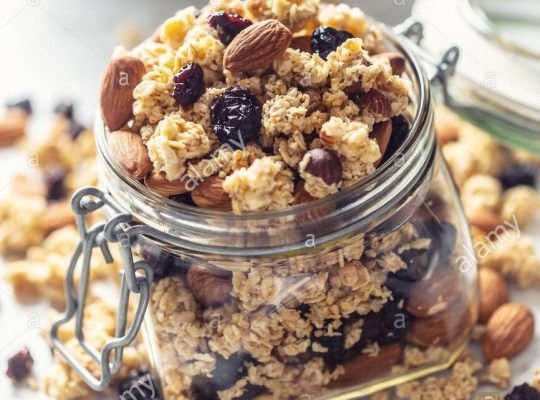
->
50 186 157 391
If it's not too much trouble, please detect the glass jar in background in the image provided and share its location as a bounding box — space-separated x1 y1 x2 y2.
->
52 26 478 400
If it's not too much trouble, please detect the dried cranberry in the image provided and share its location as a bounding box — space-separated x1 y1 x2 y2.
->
118 369 159 400
311 26 353 60
499 162 538 190
381 115 410 163
173 62 205 107
208 12 252 45
505 383 540 400
210 86 262 148
6 348 33 381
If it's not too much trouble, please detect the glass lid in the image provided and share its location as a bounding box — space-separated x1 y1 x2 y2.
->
412 0 540 154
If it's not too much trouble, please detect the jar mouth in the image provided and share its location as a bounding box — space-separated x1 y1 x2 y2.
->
96 25 433 255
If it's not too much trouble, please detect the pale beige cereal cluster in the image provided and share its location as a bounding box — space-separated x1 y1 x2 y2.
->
246 0 320 32
480 358 511 389
273 49 330 87
159 6 199 49
500 185 540 227
146 113 211 180
532 368 540 392
318 3 368 37
133 66 177 125
223 157 294 213
461 174 503 213
275 132 308 167
262 87 315 136
131 41 175 71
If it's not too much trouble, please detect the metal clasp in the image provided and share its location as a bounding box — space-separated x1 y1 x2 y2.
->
50 186 156 391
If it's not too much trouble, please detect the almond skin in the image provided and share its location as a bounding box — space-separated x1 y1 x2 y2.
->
108 130 152 180
144 171 188 196
356 89 392 118
370 120 393 167
482 303 534 361
224 19 292 72
191 176 232 211
478 268 509 324
373 52 406 76
187 266 232 307
100 55 146 131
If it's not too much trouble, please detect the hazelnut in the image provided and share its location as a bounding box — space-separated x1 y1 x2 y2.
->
302 148 342 186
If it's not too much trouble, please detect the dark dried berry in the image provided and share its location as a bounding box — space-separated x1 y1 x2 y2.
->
303 148 342 186
417 221 457 266
118 369 159 400
361 298 414 346
69 120 86 140
208 12 253 45
505 383 540 400
54 102 74 120
173 62 205 107
45 165 67 201
6 348 33 381
7 99 32 114
499 162 538 190
211 86 262 148
212 353 246 390
235 384 265 400
311 26 353 60
170 192 197 206
381 115 410 164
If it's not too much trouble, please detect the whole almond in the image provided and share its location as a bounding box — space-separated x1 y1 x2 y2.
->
187 266 232 307
108 130 152 180
408 297 472 347
482 303 534 361
100 55 146 131
373 52 406 76
370 120 393 167
40 201 76 235
224 20 292 72
144 171 188 196
467 207 503 233
479 268 509 324
356 89 392 118
407 266 463 317
191 176 232 211
329 344 403 388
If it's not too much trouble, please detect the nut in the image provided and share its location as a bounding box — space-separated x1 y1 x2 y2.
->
408 297 472 347
370 120 393 166
479 268 509 324
187 266 232 307
191 176 232 211
373 52 406 76
329 344 403 388
292 181 314 205
100 55 146 131
407 266 463 317
144 171 188 196
482 303 534 361
355 89 392 118
0 112 26 147
290 36 311 53
302 148 342 186
108 130 152 180
466 207 503 233
40 201 76 235
224 19 292 72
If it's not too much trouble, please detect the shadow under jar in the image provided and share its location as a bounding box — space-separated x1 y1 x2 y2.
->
91 29 476 400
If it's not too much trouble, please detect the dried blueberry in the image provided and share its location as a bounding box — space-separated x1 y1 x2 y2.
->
118 369 159 400
499 162 538 190
208 12 253 45
44 165 67 201
6 348 33 381
381 115 410 164
173 62 206 107
54 102 74 120
361 299 414 346
210 86 262 148
7 99 32 115
311 26 353 60
505 383 540 400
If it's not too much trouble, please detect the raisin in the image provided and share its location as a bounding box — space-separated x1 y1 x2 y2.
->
381 115 410 163
6 348 33 381
311 26 353 60
210 86 262 148
361 298 414 346
417 221 457 266
208 12 252 45
44 165 67 201
173 62 205 107
54 102 74 120
170 192 197 206
505 383 540 400
7 99 32 114
499 162 538 190
191 375 218 400
118 369 159 400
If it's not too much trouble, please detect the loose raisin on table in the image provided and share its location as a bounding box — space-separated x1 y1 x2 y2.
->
173 62 206 107
210 86 262 148
6 348 33 382
118 369 159 400
505 383 540 400
499 162 538 190
311 26 353 60
208 12 252 45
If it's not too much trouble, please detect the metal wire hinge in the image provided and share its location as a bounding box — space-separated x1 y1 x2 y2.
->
50 186 156 391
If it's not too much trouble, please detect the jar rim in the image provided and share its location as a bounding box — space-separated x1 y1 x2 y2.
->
95 25 434 255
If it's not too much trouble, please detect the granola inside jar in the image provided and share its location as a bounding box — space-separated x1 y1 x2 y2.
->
55 1 478 399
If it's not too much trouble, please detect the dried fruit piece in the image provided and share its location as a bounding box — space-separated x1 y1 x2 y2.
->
381 115 410 164
108 130 152 180
191 176 232 211
370 120 393 166
479 268 510 324
173 62 205 107
6 348 33 381
224 19 292 72
44 165 67 201
373 52 406 76
362 298 414 346
482 303 534 361
53 102 74 120
100 55 146 131
302 148 342 186
208 12 253 45
210 86 262 147
505 383 540 400
499 162 538 190
144 171 188 196
7 99 32 115
311 26 353 60
187 266 233 307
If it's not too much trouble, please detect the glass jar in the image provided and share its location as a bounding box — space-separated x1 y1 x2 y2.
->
51 26 478 400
